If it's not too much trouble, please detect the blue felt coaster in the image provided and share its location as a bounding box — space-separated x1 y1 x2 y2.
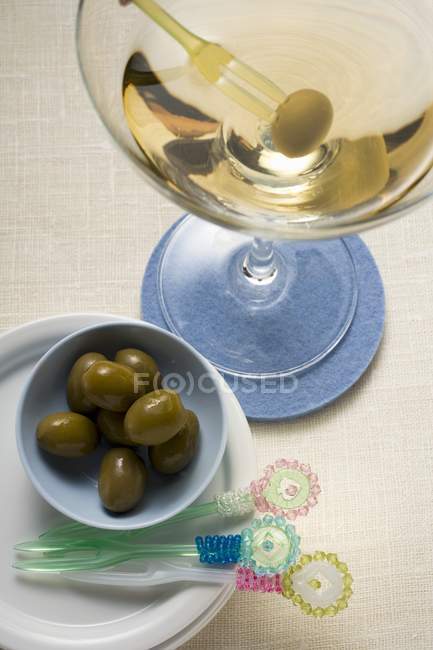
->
141 217 385 422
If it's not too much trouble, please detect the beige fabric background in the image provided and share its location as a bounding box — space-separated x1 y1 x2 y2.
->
1 2 433 648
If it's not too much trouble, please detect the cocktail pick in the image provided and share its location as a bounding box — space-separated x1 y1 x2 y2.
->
124 0 333 157
14 515 301 575
250 458 321 520
60 551 353 619
281 551 354 617
197 515 301 576
37 458 320 543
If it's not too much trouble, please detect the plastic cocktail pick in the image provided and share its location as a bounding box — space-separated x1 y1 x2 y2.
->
14 515 300 575
37 551 354 619
35 458 320 544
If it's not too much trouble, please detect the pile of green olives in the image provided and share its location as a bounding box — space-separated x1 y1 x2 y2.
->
36 347 200 514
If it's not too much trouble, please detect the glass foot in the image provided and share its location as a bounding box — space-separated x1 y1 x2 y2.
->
158 216 358 379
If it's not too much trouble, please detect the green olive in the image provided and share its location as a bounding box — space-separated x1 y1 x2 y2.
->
271 89 334 158
115 348 161 393
150 410 199 474
125 389 186 445
96 409 135 446
36 412 99 458
67 352 107 414
81 361 140 412
98 448 146 513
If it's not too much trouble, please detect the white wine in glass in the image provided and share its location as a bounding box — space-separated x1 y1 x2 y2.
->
77 0 433 380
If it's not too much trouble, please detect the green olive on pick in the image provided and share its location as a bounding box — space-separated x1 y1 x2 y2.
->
150 409 199 474
37 412 99 458
81 361 139 412
115 348 161 393
125 389 186 445
67 352 107 414
271 89 333 158
98 448 146 513
97 409 135 446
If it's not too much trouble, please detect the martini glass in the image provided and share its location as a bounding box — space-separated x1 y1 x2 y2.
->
76 0 433 381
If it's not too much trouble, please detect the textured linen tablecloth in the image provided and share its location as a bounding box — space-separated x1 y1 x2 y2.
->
1 2 433 649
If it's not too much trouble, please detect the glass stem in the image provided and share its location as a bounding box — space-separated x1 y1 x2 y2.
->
243 238 277 283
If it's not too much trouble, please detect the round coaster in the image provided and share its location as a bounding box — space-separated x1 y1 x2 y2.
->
141 217 385 422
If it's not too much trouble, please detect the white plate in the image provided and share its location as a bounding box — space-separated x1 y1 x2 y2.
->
0 314 257 650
